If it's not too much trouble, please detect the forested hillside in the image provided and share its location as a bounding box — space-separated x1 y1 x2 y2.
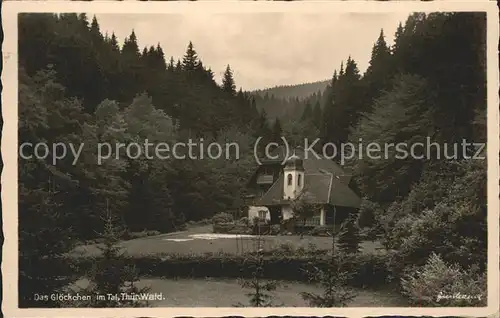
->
253 80 330 100
18 12 487 308
250 79 330 122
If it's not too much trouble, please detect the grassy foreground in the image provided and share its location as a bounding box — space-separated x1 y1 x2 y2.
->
69 277 408 307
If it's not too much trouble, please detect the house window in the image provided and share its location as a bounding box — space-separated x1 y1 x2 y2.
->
287 174 293 186
258 210 267 219
305 216 321 226
297 174 301 186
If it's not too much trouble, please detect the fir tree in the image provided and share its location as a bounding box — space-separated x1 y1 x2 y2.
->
110 33 120 53
74 203 151 307
312 101 322 129
301 102 313 121
338 211 362 255
236 232 280 307
300 209 357 307
122 30 140 59
182 41 199 71
363 29 394 105
168 56 175 71
222 64 236 94
271 118 282 142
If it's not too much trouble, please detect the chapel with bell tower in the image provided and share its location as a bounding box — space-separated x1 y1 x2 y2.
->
283 154 304 200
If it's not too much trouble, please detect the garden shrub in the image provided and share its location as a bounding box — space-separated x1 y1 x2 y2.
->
237 217 250 226
357 198 380 228
383 160 487 282
125 230 162 240
252 220 271 235
176 223 188 231
212 212 234 224
386 202 486 280
383 213 419 250
269 224 280 235
187 218 212 227
309 225 332 237
361 226 381 241
212 222 251 234
401 253 486 306
276 242 295 255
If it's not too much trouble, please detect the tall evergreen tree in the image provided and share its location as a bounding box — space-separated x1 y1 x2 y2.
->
312 101 322 129
182 41 199 71
363 29 394 106
74 207 151 307
338 211 362 254
301 102 313 121
271 118 283 142
222 64 237 95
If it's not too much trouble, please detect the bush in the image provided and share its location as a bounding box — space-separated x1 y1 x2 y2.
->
385 202 486 280
252 223 270 235
275 242 295 255
383 213 419 250
270 224 280 235
357 199 379 228
338 213 362 255
237 217 250 226
212 212 234 224
213 222 251 234
401 253 486 306
187 218 212 227
125 230 161 240
309 225 333 237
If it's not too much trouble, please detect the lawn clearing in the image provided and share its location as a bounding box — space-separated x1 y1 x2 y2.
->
72 225 384 258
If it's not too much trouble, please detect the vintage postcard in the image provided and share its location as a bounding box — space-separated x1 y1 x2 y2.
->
2 1 499 317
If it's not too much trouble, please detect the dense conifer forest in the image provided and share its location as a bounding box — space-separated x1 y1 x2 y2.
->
18 12 487 307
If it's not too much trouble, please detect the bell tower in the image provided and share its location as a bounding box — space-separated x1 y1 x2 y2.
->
283 153 304 200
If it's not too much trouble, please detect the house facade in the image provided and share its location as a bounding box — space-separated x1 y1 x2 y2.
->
246 147 361 227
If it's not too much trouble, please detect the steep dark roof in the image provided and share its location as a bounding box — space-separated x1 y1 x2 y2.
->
256 172 361 208
266 147 346 177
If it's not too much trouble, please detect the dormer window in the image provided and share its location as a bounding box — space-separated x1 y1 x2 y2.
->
297 174 302 187
287 174 293 186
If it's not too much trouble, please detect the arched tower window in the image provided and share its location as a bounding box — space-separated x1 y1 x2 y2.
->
297 174 302 187
287 174 293 186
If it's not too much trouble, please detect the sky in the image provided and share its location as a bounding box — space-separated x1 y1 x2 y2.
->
95 12 411 91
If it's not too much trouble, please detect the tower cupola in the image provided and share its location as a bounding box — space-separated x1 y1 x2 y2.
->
283 153 305 200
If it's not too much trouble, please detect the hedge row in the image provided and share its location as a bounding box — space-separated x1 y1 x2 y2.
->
67 251 390 288
212 223 357 238
212 222 252 234
213 222 283 235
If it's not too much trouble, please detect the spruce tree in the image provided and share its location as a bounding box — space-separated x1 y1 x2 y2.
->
122 30 140 59
338 211 362 255
312 101 322 129
110 33 120 52
363 29 394 105
301 102 313 121
271 118 282 142
222 64 236 95
300 211 356 307
236 232 280 307
75 204 151 307
168 56 175 71
182 41 199 71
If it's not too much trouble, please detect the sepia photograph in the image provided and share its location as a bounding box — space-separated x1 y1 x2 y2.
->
1 1 499 317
